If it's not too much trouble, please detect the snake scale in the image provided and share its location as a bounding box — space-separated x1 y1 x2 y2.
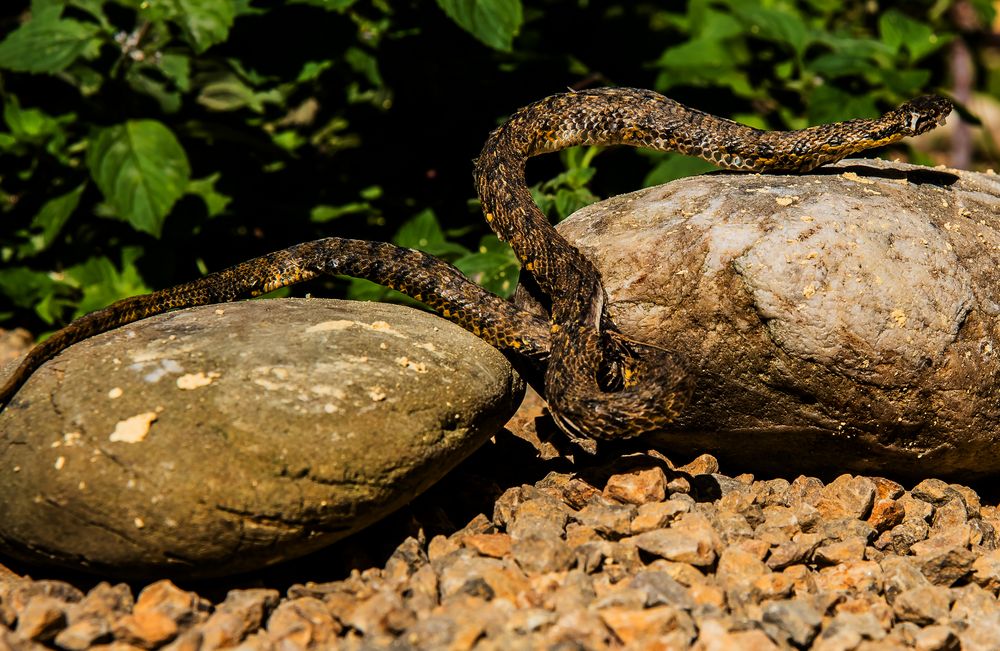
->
0 88 952 443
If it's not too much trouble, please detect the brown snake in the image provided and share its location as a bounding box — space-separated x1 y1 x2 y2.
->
0 88 953 444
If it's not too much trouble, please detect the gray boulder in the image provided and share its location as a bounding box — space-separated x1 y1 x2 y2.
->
0 298 523 578
520 159 1000 480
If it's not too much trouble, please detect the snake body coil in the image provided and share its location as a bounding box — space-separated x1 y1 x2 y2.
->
0 88 952 442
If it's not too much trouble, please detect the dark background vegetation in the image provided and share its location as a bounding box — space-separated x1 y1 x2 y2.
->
0 0 997 338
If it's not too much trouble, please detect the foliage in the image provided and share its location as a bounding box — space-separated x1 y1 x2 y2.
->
0 0 994 332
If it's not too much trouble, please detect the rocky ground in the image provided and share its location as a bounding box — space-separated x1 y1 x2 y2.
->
1 427 999 650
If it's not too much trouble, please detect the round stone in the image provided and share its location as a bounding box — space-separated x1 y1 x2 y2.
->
0 298 523 578
519 159 1000 479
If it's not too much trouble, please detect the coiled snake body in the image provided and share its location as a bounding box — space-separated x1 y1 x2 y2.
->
0 88 952 443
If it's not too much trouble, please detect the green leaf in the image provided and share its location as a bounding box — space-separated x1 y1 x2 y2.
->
0 6 101 74
287 0 358 10
807 86 879 125
297 60 333 83
454 238 520 297
310 202 371 223
967 0 997 24
166 0 237 54
393 209 469 257
127 70 182 113
435 0 523 51
878 10 948 62
806 52 873 79
344 278 423 308
0 267 52 308
67 0 113 29
27 183 86 253
730 4 812 57
187 173 232 217
3 96 72 144
196 71 282 112
0 266 70 324
643 153 716 187
653 38 753 96
553 187 598 221
158 53 192 92
880 69 932 96
542 166 596 192
86 120 191 237
65 247 150 317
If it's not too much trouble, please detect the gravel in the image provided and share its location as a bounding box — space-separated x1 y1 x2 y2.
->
1 437 999 650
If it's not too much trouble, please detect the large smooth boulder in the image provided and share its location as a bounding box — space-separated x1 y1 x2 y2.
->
0 298 523 578
521 159 1000 480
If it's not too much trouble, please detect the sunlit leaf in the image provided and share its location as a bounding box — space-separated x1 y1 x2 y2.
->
435 0 523 51
86 120 191 237
454 236 520 297
65 247 151 317
730 4 813 57
166 0 237 54
0 6 101 74
878 10 950 62
643 153 716 187
393 209 470 257
26 183 86 253
287 0 358 10
187 173 232 217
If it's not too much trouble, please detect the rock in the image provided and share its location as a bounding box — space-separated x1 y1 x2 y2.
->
603 466 667 504
892 586 951 625
54 618 112 651
676 454 719 476
574 501 635 538
868 498 906 533
625 512 719 566
761 598 822 647
888 520 931 555
112 581 209 648
14 596 66 643
911 479 956 506
266 597 340 648
880 556 932 605
461 533 512 559
626 571 693 610
694 621 781 650
0 298 523 578
199 589 279 650
767 532 824 570
517 159 1000 479
909 536 975 586
814 474 877 520
597 605 689 646
511 535 575 574
913 625 959 651
630 499 690 534
814 537 867 565
507 496 570 541
971 548 1000 592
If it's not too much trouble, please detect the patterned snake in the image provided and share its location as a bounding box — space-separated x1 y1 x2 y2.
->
0 88 952 444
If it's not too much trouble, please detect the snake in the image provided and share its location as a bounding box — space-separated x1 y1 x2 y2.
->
0 88 953 444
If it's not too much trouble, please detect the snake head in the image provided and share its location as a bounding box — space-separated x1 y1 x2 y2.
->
897 95 953 136
544 327 694 443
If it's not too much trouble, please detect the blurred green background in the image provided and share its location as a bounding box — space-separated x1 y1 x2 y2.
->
0 0 997 339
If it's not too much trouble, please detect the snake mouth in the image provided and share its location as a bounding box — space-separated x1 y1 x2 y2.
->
909 111 949 132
